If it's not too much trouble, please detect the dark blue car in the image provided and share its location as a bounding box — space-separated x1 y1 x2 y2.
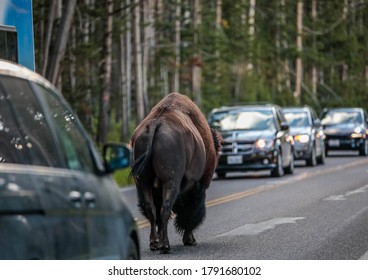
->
0 60 140 259
321 108 368 156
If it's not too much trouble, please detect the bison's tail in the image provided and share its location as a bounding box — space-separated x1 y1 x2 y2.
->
131 120 159 181
173 182 206 234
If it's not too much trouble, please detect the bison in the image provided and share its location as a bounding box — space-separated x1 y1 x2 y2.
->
130 92 222 253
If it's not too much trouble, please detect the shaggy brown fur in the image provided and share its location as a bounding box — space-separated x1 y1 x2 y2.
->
131 92 221 188
130 92 222 254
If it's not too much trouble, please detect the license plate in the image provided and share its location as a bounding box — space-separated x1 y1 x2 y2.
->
328 139 340 147
227 155 243 164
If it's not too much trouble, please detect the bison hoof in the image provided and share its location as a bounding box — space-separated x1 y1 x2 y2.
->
159 245 171 254
183 236 197 246
149 241 159 251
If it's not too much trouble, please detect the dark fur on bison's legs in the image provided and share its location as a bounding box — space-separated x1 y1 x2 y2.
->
173 182 206 246
136 183 160 251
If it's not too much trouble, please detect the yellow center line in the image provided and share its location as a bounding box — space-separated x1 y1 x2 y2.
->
135 158 368 229
205 186 267 207
135 181 285 229
136 220 150 228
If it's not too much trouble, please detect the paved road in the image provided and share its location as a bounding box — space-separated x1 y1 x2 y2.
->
121 151 368 260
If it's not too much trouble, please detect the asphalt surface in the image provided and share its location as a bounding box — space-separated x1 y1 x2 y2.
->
121 151 368 260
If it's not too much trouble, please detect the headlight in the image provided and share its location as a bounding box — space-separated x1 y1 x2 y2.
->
255 139 274 149
351 127 365 138
294 134 310 143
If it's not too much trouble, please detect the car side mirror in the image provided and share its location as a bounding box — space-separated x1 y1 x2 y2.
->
280 122 289 131
103 143 131 173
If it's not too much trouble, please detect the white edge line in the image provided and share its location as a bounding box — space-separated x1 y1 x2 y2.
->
359 251 368 260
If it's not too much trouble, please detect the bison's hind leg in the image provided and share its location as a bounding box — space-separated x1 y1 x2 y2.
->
136 182 161 251
173 182 206 246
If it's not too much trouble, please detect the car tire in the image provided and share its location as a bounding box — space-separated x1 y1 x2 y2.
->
126 237 139 260
359 140 368 156
216 172 226 179
325 147 329 157
284 153 294 175
306 145 317 166
317 144 325 164
271 151 284 177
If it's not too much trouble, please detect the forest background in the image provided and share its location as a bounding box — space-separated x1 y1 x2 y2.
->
32 0 368 185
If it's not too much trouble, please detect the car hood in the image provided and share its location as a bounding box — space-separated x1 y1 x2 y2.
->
220 130 275 142
323 123 363 135
289 126 311 136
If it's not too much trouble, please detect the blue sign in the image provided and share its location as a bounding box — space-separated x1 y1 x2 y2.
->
0 0 35 71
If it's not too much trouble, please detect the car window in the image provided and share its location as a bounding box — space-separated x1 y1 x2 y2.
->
209 109 276 131
0 76 61 167
0 83 26 163
321 110 363 126
284 111 310 127
35 83 96 173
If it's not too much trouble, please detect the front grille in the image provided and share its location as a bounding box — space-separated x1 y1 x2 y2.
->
222 141 254 154
326 135 350 141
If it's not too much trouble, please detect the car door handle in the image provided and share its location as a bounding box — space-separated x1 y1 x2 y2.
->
83 192 96 208
68 191 82 208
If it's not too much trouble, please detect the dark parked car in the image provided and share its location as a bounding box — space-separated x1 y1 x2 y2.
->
321 107 368 156
0 60 140 259
208 105 294 178
282 106 325 166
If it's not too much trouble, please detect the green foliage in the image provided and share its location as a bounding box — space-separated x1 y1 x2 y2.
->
32 0 368 187
113 168 134 188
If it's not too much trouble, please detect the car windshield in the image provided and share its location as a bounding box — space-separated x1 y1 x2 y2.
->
321 110 362 126
209 109 276 131
284 111 310 127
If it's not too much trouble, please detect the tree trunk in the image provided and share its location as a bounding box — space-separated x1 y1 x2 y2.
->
142 0 153 109
192 0 202 106
156 0 169 96
294 0 303 105
276 0 282 92
46 0 77 86
173 0 181 92
68 26 76 93
120 0 132 141
247 0 256 70
96 0 114 145
41 0 56 76
134 0 145 124
279 0 291 90
311 0 317 97
81 0 93 133
214 0 222 81
342 0 349 82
